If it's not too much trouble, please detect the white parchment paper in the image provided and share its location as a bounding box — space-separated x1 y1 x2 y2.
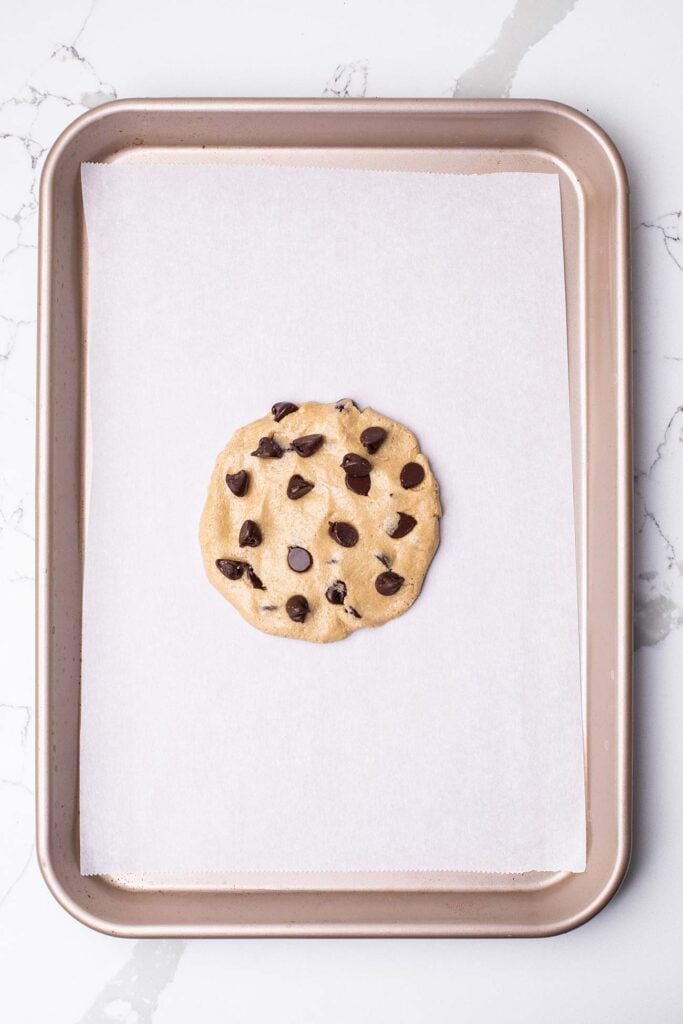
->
79 163 585 875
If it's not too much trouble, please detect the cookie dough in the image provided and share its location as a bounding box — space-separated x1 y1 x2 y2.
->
199 399 441 642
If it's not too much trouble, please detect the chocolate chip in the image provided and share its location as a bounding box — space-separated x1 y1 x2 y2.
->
246 565 265 590
225 469 249 496
217 557 265 588
339 452 373 498
347 606 362 618
375 571 404 596
388 512 417 538
262 605 277 611
215 558 245 580
345 473 370 496
251 436 284 459
400 461 425 489
335 398 358 412
325 580 347 605
272 402 299 422
288 546 313 573
291 434 323 457
328 521 359 547
239 519 262 547
341 453 371 477
287 474 314 500
376 553 392 569
360 426 387 455
286 594 309 622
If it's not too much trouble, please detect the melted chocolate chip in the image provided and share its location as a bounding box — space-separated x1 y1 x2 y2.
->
225 469 249 496
388 512 417 538
347 606 362 619
215 558 245 580
287 474 314 500
288 546 313 573
328 521 359 547
400 461 425 489
291 433 323 457
251 436 284 459
246 565 265 590
375 571 404 596
360 426 387 455
286 594 309 622
239 519 262 548
335 398 358 412
325 580 347 605
341 453 371 477
345 473 370 496
376 553 392 569
272 401 299 422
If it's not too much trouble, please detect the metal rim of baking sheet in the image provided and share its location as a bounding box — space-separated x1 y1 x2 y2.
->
36 98 632 938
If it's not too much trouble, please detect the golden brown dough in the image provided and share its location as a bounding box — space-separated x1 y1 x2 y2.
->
199 400 441 642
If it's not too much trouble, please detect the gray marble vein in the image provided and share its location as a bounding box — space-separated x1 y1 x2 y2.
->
78 941 187 1024
0 316 32 363
73 0 99 46
0 497 33 541
635 407 683 648
323 59 369 98
0 40 117 290
639 211 683 272
453 0 578 98
0 41 116 462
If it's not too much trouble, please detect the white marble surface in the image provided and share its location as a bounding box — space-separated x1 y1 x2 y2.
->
1 0 682 1019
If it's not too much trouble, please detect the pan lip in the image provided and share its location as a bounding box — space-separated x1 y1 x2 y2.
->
36 95 631 938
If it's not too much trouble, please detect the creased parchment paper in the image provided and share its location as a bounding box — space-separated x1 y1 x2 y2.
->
79 164 585 875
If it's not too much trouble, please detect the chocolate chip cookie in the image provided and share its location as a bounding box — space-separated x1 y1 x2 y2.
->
199 399 441 642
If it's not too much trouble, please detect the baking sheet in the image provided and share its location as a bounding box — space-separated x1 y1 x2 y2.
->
79 162 585 876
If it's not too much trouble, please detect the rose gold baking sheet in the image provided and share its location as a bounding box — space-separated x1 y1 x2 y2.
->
36 99 631 937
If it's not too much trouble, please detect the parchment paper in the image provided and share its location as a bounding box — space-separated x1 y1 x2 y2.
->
79 163 585 875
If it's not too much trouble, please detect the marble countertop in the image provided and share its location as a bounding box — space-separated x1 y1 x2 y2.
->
2 0 682 1020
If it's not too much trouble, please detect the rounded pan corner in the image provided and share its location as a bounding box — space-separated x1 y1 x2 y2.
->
35 830 140 938
36 852 104 938
517 98 629 197
540 842 632 938
39 98 147 203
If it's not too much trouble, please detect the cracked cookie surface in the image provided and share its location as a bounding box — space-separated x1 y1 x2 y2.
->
199 400 441 642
